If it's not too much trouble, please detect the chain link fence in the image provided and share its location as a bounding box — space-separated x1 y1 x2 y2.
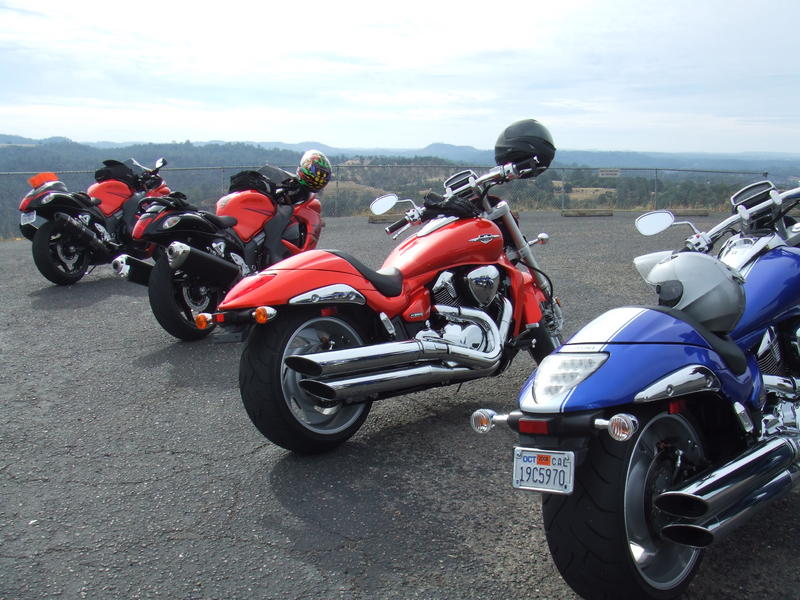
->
1 164 774 239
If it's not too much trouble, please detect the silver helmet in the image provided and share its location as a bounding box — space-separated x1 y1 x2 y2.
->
643 252 745 333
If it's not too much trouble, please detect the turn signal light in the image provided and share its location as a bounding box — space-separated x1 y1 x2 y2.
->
253 306 277 324
195 313 212 330
471 409 497 433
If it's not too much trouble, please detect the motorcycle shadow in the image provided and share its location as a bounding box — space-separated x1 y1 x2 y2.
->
28 273 145 310
256 393 799 599
253 397 569 598
690 490 800 598
132 335 242 391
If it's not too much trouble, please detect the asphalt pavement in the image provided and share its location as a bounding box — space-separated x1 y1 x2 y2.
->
1 211 797 599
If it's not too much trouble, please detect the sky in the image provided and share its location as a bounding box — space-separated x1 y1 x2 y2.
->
2 0 800 154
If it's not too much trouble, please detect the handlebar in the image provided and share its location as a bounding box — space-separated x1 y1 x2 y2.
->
684 185 800 252
386 217 408 235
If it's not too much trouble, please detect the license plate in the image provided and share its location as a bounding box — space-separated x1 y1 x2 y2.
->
20 211 36 225
512 447 575 494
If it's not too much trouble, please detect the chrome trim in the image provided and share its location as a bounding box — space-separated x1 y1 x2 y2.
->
469 233 501 244
733 402 755 434
289 284 366 306
379 312 396 338
432 271 456 299
763 374 798 397
111 254 131 278
166 241 191 269
634 365 720 403
465 265 500 307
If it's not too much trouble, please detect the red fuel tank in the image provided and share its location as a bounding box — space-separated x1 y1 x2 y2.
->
216 190 276 242
382 218 504 278
87 180 133 216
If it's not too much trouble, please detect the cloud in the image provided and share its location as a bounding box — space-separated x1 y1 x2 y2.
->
2 0 800 152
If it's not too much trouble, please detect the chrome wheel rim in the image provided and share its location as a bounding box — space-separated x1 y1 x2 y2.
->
281 316 366 435
624 413 703 590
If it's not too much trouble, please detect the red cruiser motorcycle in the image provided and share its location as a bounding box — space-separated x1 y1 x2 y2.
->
203 120 564 454
18 158 170 285
113 164 325 341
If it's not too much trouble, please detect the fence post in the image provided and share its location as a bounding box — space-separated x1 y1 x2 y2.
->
653 169 659 210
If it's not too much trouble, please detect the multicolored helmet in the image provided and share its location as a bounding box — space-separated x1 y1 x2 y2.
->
296 150 332 191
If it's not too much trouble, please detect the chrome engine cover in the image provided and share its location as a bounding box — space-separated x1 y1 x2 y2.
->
465 265 500 307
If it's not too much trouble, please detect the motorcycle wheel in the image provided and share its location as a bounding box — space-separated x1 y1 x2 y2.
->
148 255 220 341
31 220 90 285
239 309 372 454
543 410 705 600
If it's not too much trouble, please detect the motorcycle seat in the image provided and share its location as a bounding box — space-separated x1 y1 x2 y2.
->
647 306 748 375
327 250 403 297
76 193 102 207
203 212 237 229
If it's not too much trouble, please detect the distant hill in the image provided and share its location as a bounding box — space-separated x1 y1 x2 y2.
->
2 134 799 178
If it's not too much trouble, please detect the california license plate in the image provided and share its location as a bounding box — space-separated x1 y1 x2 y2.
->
20 211 37 225
512 447 575 494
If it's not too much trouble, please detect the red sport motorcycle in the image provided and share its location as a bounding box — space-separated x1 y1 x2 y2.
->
113 165 325 341
18 158 170 285
203 119 564 454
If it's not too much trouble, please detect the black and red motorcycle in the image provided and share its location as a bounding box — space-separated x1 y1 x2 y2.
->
18 158 170 285
112 164 325 341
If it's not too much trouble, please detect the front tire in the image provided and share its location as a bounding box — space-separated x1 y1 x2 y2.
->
543 410 705 600
239 309 372 454
148 255 220 341
31 220 90 285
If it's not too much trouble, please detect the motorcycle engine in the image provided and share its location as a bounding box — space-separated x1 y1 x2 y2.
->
432 266 501 308
420 267 503 352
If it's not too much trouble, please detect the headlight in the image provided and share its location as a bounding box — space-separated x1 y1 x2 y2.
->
523 352 609 410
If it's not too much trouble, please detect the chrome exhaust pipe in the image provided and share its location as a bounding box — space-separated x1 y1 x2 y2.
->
285 301 511 377
111 254 153 286
655 436 799 519
660 466 799 548
165 241 241 288
299 363 476 401
293 300 513 401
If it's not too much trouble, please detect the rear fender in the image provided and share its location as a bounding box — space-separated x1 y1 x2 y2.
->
219 268 370 309
149 212 218 240
19 178 66 211
517 305 762 414
28 193 103 221
517 343 759 415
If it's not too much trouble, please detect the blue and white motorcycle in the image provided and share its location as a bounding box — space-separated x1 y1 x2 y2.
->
471 180 800 599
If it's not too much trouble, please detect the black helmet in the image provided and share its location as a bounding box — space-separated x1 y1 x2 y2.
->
494 119 556 170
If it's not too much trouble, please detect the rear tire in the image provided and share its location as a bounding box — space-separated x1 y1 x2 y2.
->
239 309 372 454
31 220 90 285
148 255 220 341
543 410 705 600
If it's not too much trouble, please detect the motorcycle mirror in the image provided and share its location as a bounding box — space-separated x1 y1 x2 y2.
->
635 211 675 236
155 157 167 170
371 194 399 215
